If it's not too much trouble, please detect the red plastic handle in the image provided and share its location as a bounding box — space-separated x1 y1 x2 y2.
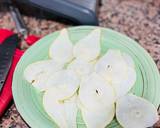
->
25 35 40 46
0 29 14 44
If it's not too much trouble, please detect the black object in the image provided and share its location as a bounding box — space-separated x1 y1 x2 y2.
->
0 34 19 92
15 0 99 25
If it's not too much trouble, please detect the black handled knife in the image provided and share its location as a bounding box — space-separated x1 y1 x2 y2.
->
0 34 19 92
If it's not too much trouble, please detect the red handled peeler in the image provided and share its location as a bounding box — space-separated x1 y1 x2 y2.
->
0 30 40 116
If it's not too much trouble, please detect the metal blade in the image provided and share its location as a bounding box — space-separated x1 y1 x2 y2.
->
0 34 19 91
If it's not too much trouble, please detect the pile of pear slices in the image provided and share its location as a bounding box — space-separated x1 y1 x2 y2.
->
24 28 159 128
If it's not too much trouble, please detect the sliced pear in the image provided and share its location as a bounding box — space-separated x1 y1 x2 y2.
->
24 60 63 91
79 73 116 110
46 69 80 99
113 67 136 98
43 87 78 128
95 49 128 85
73 29 101 62
79 101 115 128
95 49 136 98
116 94 159 128
64 96 78 128
49 29 73 64
122 52 135 68
68 59 94 78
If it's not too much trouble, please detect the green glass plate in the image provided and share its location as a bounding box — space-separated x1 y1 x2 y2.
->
12 26 160 128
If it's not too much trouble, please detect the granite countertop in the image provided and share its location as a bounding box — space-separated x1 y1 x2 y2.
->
0 0 160 127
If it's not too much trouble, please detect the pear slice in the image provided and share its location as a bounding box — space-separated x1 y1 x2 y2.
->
122 52 135 68
113 67 136 98
95 49 136 98
46 69 80 99
116 94 159 128
79 73 116 110
64 96 78 128
73 29 101 62
49 29 73 64
80 104 115 128
95 49 128 85
24 60 63 91
68 59 94 78
43 87 78 128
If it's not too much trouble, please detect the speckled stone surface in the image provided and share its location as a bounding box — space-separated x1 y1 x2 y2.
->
0 0 160 127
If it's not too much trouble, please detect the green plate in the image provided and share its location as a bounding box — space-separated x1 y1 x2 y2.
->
12 26 160 128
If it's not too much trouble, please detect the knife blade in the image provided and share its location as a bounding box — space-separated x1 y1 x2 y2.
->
0 34 19 92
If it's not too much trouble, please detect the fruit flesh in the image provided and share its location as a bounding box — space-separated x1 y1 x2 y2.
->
46 69 80 99
79 73 116 110
49 29 73 64
95 49 128 85
116 94 159 128
24 60 63 91
73 29 101 62
95 49 136 98
43 87 78 128
68 59 94 78
78 99 115 128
